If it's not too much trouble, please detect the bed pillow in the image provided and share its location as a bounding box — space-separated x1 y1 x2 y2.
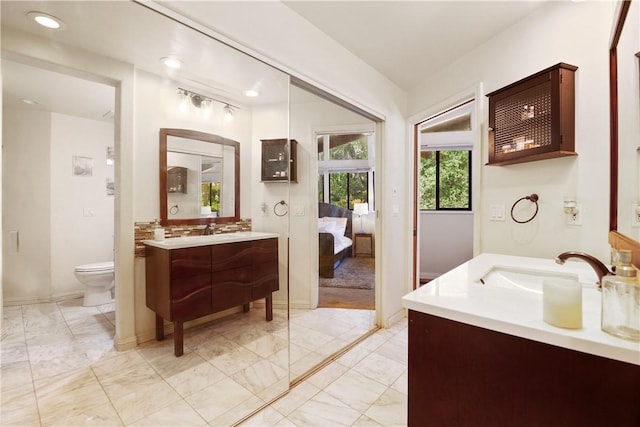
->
322 217 347 238
318 219 335 233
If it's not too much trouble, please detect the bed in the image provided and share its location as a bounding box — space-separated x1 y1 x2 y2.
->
318 202 353 278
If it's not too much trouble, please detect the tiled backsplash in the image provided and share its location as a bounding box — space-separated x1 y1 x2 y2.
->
134 219 252 257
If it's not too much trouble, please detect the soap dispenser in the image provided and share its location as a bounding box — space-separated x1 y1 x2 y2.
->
601 250 639 342
152 219 165 241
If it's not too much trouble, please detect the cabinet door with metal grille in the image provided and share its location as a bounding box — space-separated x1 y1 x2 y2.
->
487 63 577 166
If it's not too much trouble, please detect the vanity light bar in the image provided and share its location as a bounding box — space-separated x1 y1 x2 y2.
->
177 88 239 112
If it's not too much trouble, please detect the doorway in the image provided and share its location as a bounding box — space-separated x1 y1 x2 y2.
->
317 131 375 310
412 99 478 288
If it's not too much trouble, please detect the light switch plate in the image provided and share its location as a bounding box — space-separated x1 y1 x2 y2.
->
489 204 505 221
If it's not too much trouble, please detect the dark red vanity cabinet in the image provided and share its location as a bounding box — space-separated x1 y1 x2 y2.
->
145 237 279 356
407 310 640 427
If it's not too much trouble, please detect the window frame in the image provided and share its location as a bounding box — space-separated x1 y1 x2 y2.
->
418 101 474 212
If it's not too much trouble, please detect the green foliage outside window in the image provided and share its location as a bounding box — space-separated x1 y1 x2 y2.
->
329 172 368 209
419 150 470 210
201 182 220 213
329 136 368 160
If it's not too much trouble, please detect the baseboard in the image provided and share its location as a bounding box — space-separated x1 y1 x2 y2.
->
114 334 138 351
3 291 84 306
384 308 407 328
420 272 440 281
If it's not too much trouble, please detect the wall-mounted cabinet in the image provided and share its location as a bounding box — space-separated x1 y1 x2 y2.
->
261 139 297 182
167 166 187 193
487 63 578 166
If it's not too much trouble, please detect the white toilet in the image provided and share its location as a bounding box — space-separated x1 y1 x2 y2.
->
74 261 115 307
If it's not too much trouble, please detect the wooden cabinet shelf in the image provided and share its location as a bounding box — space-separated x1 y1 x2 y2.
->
487 63 578 166
261 139 297 182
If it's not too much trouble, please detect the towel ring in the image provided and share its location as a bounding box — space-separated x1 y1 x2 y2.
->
273 200 288 217
510 193 539 224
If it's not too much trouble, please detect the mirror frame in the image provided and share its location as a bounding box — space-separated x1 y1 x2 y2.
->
160 128 240 226
609 0 640 265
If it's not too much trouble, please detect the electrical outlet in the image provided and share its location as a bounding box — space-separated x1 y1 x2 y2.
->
566 204 582 226
632 204 640 228
489 204 505 221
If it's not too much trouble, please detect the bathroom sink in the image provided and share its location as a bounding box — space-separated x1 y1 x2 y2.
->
478 265 582 294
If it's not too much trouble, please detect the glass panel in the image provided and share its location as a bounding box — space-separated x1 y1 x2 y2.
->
289 84 376 386
421 113 471 133
318 173 325 202
348 172 368 209
439 151 470 209
317 135 324 160
2 2 290 423
419 152 436 210
329 134 369 160
329 172 347 208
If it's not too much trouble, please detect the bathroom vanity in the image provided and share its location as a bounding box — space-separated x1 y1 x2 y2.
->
144 232 279 356
402 253 640 427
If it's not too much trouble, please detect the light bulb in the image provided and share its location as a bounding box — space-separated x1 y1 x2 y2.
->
201 99 213 118
224 105 234 122
178 90 189 114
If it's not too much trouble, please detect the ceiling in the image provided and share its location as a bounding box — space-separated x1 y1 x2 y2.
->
283 0 550 90
1 1 288 122
1 1 551 121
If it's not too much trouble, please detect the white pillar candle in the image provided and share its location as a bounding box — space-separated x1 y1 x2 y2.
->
153 228 165 241
543 277 582 329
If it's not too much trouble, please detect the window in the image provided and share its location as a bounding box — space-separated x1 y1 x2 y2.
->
418 101 473 211
201 183 220 213
318 132 374 210
329 172 368 209
419 151 470 210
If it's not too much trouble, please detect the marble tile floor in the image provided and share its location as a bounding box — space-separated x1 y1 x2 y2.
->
1 298 407 426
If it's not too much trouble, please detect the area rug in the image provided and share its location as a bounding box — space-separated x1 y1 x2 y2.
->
319 257 374 289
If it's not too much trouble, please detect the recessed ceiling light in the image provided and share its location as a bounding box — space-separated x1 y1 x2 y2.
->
245 89 260 98
27 11 65 30
20 98 39 105
161 57 182 70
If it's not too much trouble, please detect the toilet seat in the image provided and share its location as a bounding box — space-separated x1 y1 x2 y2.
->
75 261 114 273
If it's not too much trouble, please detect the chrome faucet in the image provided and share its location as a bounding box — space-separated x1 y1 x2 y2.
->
203 224 214 235
555 251 614 288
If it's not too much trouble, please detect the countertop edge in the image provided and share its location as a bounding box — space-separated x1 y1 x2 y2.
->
142 232 279 249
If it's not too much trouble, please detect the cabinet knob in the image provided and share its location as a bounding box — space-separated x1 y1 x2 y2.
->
488 127 494 132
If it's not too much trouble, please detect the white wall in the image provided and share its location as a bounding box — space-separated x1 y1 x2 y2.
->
409 1 615 263
50 113 114 297
420 212 473 280
3 109 52 302
2 110 113 302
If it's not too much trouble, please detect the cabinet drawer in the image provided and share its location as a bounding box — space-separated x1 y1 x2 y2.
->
171 246 211 278
251 276 279 299
212 242 252 271
212 283 251 312
171 285 212 321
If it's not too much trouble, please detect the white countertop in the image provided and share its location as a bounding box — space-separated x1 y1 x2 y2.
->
402 253 640 366
143 231 279 249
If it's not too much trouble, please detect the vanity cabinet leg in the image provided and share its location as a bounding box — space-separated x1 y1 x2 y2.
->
243 303 250 313
155 314 164 341
174 320 183 357
266 294 273 321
